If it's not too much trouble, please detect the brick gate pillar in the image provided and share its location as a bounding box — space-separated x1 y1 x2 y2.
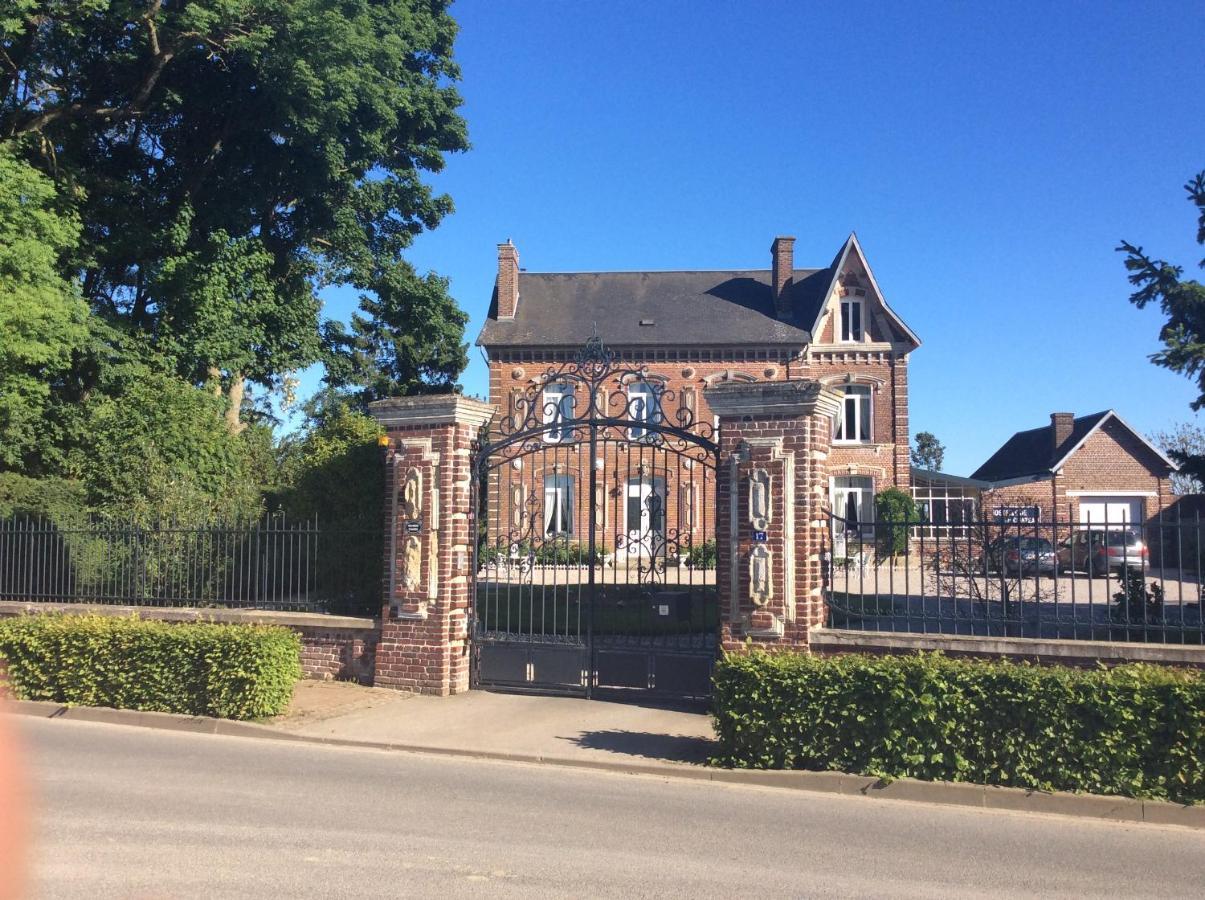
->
368 395 495 695
703 381 842 651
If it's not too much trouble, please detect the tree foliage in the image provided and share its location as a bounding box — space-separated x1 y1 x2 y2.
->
1118 171 1205 405
0 144 89 471
277 392 383 526
1152 422 1205 495
2 0 469 428
910 431 945 472
874 487 918 555
322 261 468 404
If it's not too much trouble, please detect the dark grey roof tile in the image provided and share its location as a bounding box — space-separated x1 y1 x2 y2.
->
477 269 828 348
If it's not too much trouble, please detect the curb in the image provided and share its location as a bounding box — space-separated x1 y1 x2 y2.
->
7 700 1203 830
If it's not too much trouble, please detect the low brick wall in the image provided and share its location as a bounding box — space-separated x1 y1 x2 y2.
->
811 627 1205 669
0 602 380 684
294 623 378 683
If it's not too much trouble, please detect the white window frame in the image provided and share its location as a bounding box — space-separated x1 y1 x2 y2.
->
624 476 666 555
833 384 872 444
543 474 574 537
542 382 575 443
839 297 864 342
831 475 874 536
627 379 660 440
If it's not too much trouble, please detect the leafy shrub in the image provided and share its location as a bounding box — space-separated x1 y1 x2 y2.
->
711 650 1205 804
478 540 604 567
874 487 918 555
686 540 717 569
0 614 301 719
535 542 604 566
1111 567 1164 632
276 399 383 615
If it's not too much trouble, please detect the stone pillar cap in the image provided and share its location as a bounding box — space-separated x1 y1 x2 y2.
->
369 394 496 428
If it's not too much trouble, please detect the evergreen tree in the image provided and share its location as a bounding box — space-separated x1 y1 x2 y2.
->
1119 169 1205 482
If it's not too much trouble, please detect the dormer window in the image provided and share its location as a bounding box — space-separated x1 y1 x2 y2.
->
840 297 863 342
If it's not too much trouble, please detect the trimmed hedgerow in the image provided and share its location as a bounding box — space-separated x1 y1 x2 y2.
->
0 614 301 720
711 650 1205 804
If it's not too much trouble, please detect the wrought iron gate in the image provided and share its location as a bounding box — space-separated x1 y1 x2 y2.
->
472 337 719 700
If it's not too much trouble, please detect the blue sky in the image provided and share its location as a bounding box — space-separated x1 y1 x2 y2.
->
300 0 1204 476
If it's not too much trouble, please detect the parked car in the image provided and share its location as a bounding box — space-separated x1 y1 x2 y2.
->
985 536 1057 575
1057 528 1147 576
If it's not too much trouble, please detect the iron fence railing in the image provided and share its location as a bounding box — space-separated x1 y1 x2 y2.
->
0 514 381 616
825 510 1204 644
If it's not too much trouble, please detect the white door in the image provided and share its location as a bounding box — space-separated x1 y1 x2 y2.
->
1078 496 1142 528
625 478 665 555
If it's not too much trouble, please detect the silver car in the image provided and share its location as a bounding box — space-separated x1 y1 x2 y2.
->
1057 528 1147 576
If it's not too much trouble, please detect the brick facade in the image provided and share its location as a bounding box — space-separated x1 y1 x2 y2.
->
982 417 1173 526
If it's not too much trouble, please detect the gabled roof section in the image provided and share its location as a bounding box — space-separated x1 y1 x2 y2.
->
970 411 1177 482
477 269 825 349
810 233 921 348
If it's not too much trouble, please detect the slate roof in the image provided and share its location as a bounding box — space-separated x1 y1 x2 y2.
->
970 412 1109 481
476 268 830 349
970 411 1176 482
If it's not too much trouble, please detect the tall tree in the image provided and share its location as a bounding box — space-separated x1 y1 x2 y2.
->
1119 169 1205 482
1118 171 1205 405
2 1 469 427
911 431 945 472
0 144 89 472
322 260 468 404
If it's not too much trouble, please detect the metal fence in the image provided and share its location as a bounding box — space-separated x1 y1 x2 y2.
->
826 510 1205 644
0 514 382 615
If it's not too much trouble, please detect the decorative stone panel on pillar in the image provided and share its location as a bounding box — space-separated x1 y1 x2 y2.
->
368 394 495 695
704 380 841 651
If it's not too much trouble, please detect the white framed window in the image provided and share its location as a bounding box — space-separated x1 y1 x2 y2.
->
543 474 573 537
840 297 864 342
624 477 665 555
627 379 660 439
542 383 575 442
834 385 872 443
831 475 874 536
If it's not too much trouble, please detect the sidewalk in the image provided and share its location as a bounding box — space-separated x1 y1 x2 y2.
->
268 680 716 766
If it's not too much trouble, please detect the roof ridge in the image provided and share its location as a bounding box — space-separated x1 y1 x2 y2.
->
519 267 826 276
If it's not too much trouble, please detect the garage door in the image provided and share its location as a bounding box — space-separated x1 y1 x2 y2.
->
1078 496 1142 527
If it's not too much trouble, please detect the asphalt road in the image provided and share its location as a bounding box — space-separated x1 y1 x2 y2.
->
12 716 1205 899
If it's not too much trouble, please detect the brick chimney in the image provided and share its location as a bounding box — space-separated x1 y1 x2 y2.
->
770 236 795 318
1051 412 1074 455
496 240 519 319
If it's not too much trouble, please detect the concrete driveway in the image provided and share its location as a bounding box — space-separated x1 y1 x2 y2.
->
270 680 716 765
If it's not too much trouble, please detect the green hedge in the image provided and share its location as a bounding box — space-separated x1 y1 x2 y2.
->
711 650 1205 804
0 614 301 719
